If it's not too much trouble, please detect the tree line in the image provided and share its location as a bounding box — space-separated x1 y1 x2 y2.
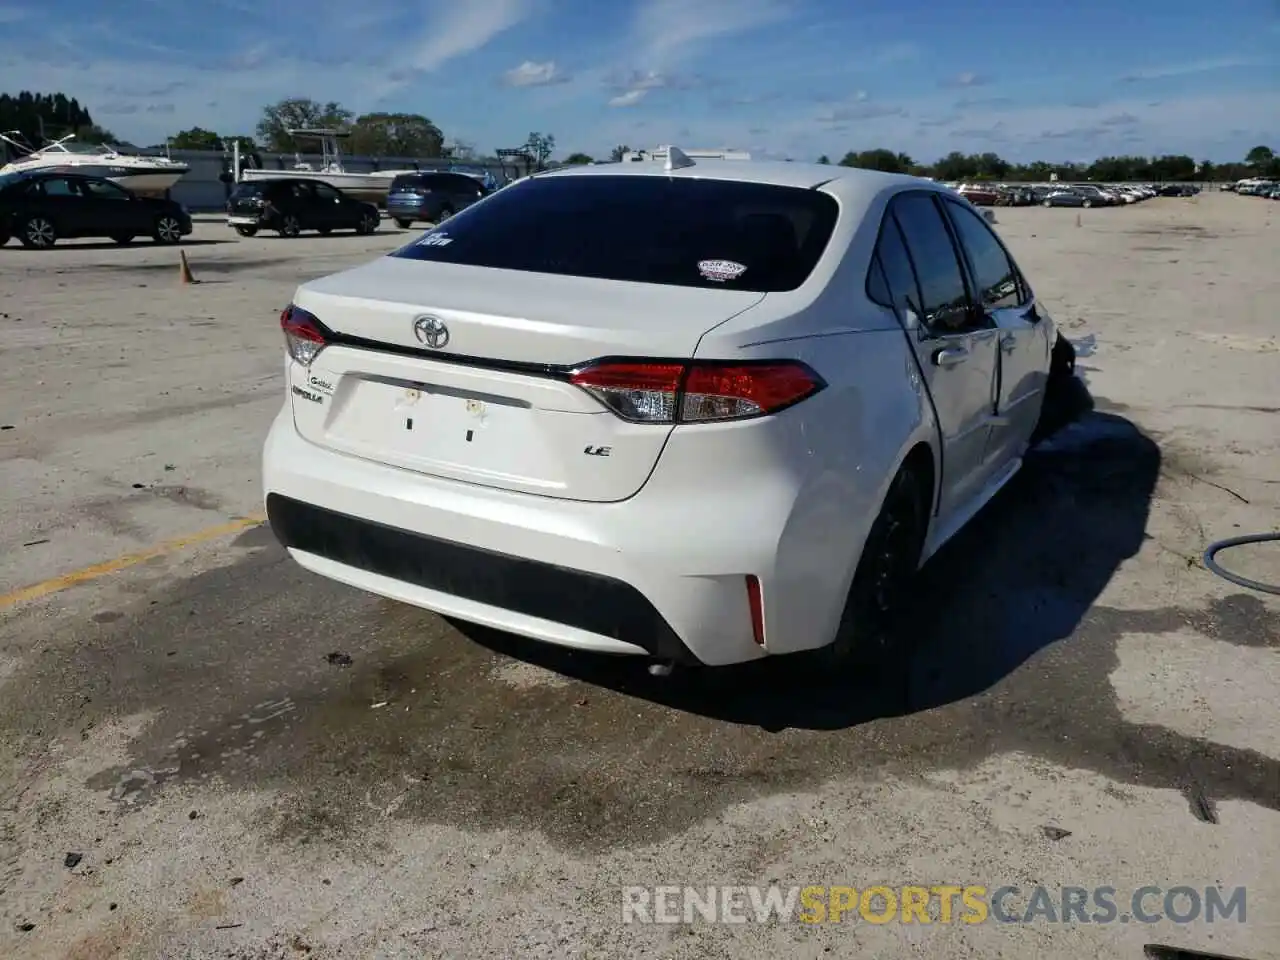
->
565 145 1278 181
166 98 559 168
0 91 116 148
816 147 1279 183
5 90 1277 182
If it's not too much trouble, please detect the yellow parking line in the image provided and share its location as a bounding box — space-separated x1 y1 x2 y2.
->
0 513 267 611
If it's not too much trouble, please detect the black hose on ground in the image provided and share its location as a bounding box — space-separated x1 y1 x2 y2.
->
1202 533 1280 596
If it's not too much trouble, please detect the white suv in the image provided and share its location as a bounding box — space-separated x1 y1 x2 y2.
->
263 157 1065 668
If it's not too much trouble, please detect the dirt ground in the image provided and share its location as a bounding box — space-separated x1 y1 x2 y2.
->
1 194 1277 959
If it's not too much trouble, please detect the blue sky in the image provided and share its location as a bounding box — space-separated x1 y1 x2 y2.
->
0 0 1276 162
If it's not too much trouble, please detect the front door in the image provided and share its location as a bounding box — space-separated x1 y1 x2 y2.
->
36 177 90 237
874 192 1000 519
940 198 1051 466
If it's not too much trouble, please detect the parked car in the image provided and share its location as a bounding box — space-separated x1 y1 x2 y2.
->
0 169 191 249
1070 184 1120 206
955 183 1001 205
385 172 488 229
262 159 1075 671
1042 189 1090 207
226 178 380 238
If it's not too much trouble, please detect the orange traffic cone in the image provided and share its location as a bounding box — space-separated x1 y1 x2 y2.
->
179 249 198 284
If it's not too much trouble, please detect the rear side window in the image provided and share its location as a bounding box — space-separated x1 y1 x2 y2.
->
890 192 974 332
942 199 1025 309
867 215 921 312
390 175 839 292
231 183 265 198
447 173 484 195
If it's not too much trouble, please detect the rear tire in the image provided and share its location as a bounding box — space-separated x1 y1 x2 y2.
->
394 218 412 229
317 227 332 236
20 216 56 248
435 205 454 224
1042 199 1052 207
279 215 301 238
821 466 928 671
111 233 135 245
1031 333 1081 444
234 225 258 237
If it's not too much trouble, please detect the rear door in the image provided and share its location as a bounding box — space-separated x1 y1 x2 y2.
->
310 181 350 229
871 191 999 518
940 197 1050 466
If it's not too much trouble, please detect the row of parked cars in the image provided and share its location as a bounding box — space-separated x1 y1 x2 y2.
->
0 167 490 248
226 171 489 239
1226 178 1279 198
951 181 1198 208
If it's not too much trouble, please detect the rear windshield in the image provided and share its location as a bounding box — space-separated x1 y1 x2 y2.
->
390 174 430 191
230 182 266 198
389 174 840 292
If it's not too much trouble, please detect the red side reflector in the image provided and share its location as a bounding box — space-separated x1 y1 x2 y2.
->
745 575 765 646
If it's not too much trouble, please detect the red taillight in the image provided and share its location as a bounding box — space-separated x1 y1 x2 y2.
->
745 575 765 646
280 304 327 365
567 360 823 424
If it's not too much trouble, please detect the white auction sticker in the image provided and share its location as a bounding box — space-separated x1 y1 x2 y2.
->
697 259 747 282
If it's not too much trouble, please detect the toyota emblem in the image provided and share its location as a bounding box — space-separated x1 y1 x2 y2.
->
413 315 449 349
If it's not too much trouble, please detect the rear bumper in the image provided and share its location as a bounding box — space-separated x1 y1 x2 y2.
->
386 200 429 220
267 492 697 663
262 403 858 666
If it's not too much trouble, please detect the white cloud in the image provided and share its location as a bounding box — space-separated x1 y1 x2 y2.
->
602 0 791 107
940 71 990 88
1118 56 1261 82
631 0 790 66
579 89 1280 166
0 50 396 143
502 60 569 87
608 89 647 108
408 0 532 73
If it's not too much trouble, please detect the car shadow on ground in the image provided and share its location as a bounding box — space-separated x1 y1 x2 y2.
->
456 376 1160 731
0 238 232 251
251 230 399 241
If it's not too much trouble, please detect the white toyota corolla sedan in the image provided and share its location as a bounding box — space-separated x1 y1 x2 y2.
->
262 150 1069 669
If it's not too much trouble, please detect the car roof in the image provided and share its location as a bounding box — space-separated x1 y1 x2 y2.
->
534 158 942 206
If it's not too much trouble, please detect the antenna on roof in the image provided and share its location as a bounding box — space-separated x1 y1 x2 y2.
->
664 145 696 171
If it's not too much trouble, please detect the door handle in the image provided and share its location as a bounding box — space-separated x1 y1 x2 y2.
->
932 346 968 368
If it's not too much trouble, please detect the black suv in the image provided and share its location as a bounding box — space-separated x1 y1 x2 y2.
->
226 178 381 238
385 172 487 228
0 170 192 249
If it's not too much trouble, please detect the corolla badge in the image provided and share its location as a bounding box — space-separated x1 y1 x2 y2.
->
413 315 449 349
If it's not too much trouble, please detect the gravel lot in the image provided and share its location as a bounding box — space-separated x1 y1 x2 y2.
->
1 195 1278 959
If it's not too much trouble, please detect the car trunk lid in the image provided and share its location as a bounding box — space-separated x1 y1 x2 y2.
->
287 256 765 502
